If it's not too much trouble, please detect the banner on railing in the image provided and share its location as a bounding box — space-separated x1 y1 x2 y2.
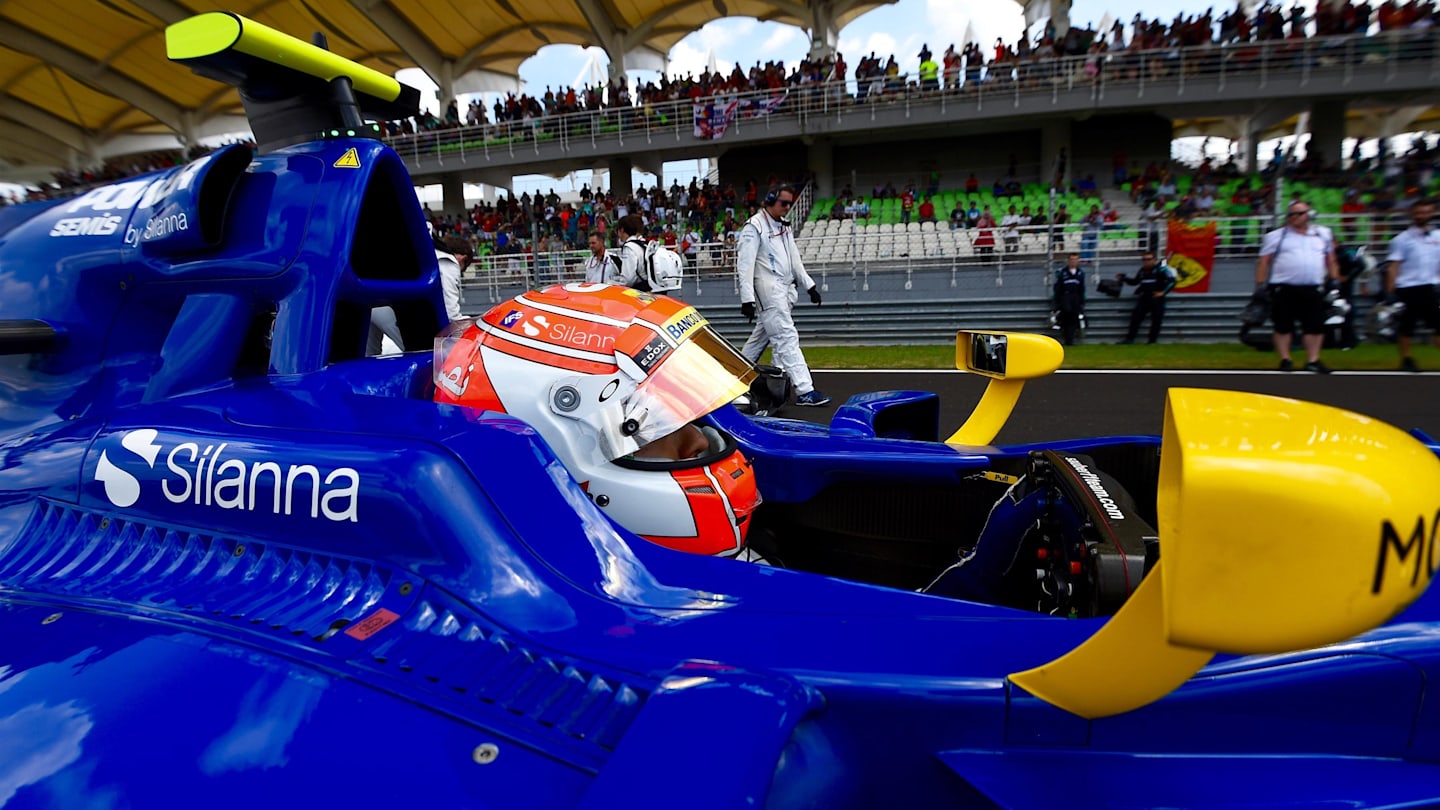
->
1167 220 1218 293
693 100 739 140
692 93 787 140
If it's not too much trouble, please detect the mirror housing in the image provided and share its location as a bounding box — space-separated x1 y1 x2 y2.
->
955 331 1064 380
947 331 1064 446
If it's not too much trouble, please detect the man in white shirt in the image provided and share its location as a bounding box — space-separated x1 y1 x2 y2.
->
1384 198 1440 371
683 227 701 262
583 230 617 283
1255 200 1340 372
736 185 829 406
1142 200 1165 253
436 235 469 324
1001 206 1022 253
369 232 467 354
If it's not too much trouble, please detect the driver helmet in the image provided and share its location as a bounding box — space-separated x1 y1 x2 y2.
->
434 283 760 557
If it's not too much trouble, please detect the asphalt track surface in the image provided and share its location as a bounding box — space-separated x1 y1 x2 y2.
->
787 370 1440 445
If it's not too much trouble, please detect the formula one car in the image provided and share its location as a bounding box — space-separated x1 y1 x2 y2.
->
1 14 1439 809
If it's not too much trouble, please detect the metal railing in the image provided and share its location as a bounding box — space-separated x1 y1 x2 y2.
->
462 210 1400 304
790 182 816 234
387 28 1440 169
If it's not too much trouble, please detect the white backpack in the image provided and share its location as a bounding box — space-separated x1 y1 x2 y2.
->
627 238 683 292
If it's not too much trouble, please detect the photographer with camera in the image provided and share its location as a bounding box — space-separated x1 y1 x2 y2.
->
1114 252 1176 344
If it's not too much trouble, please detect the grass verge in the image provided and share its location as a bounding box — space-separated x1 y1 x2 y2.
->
791 342 1440 371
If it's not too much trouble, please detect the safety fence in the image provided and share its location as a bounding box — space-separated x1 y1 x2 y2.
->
699 293 1263 346
387 28 1440 166
462 210 1398 304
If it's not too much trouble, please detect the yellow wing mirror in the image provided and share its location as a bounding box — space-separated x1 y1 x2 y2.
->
1012 388 1440 718
946 331 1064 446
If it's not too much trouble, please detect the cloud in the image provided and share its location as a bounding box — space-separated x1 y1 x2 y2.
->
760 24 800 52
667 39 734 78
856 32 897 60
919 0 1026 48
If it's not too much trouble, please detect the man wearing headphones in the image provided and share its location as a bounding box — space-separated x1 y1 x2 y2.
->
736 185 830 406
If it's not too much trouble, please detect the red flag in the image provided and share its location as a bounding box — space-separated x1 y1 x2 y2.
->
1166 220 1217 293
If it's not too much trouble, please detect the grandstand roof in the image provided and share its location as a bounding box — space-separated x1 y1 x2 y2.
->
0 0 891 174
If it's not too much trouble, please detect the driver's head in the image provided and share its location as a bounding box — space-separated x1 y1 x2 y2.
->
765 185 796 220
443 236 473 269
1412 199 1434 228
434 285 760 557
617 214 643 239
633 423 711 461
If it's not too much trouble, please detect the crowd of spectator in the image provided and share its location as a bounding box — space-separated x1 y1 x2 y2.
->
382 53 842 138
428 174 810 264
380 0 1440 143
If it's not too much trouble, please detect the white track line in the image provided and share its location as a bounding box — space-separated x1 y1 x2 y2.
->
814 368 1428 376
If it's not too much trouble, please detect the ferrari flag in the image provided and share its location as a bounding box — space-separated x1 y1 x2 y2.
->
1166 220 1217 293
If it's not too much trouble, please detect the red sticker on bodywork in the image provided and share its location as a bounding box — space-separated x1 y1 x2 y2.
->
345 608 400 640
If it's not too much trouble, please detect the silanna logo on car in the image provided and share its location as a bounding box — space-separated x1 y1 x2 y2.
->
46 156 211 240
94 429 360 522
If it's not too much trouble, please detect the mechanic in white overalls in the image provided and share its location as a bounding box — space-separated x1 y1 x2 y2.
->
735 185 829 406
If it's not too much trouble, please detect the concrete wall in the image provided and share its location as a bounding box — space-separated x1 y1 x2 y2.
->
832 130 1044 189
717 141 810 190
769 114 1171 196
1070 113 1173 182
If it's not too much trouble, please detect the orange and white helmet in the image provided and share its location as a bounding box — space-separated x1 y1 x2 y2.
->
434 283 760 557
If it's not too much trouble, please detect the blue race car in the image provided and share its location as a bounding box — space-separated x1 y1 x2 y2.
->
1 13 1439 809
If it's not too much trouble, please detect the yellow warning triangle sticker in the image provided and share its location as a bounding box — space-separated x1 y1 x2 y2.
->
333 148 361 169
